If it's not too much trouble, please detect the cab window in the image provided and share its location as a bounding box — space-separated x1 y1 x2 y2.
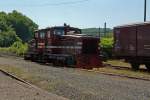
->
47 31 51 38
40 32 45 38
54 29 64 36
66 29 81 35
35 32 38 38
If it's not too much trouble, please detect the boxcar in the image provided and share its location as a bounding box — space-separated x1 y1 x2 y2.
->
114 22 150 70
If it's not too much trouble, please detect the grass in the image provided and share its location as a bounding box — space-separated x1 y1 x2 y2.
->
0 65 57 92
0 65 26 78
104 60 131 67
0 60 150 94
91 60 150 80
0 41 28 56
0 60 150 82
92 67 150 79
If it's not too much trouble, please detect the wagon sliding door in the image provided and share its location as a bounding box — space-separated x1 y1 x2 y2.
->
114 26 137 57
137 24 150 56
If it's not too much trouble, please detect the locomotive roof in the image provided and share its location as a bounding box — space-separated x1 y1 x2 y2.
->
114 21 150 28
34 26 81 32
51 26 80 29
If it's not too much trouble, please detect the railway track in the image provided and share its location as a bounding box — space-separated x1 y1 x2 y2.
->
0 69 31 85
91 70 150 81
0 55 150 100
80 63 150 81
0 53 150 82
0 69 68 100
105 63 148 71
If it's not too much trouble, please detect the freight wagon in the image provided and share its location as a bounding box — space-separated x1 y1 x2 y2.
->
114 22 150 70
24 24 102 69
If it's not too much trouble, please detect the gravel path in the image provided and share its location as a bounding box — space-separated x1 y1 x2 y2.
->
0 56 150 100
0 71 67 100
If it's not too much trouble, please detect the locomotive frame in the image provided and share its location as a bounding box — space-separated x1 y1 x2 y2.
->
24 24 102 69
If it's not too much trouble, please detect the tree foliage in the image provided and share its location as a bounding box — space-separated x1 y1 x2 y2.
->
9 41 28 55
7 10 38 42
0 10 38 47
82 28 113 37
101 38 114 59
0 28 21 47
0 41 28 55
0 12 10 31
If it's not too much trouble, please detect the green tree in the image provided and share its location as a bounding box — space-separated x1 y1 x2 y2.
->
0 12 10 31
7 10 38 42
0 27 21 47
0 10 38 47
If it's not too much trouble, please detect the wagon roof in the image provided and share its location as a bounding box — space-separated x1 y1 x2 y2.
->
114 21 150 28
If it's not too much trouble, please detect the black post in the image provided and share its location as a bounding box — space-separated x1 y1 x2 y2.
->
99 27 101 37
104 22 107 37
144 0 147 22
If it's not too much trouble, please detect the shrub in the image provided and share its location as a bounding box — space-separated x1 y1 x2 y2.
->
9 41 28 55
0 41 28 56
0 28 21 47
100 38 114 60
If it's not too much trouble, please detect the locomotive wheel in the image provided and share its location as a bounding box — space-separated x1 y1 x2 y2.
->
53 59 65 67
61 60 66 67
145 64 150 72
24 56 29 60
53 61 57 66
65 57 76 68
38 55 46 64
53 60 61 66
131 63 140 71
31 55 36 62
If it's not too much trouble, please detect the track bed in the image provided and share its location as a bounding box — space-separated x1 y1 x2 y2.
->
0 71 67 100
0 55 150 100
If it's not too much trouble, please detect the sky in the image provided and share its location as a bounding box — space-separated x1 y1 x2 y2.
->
0 0 150 29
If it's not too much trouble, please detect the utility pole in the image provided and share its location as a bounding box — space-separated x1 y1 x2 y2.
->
104 22 107 37
99 27 101 37
144 0 147 22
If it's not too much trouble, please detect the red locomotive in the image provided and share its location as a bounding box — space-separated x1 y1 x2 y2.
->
24 24 102 69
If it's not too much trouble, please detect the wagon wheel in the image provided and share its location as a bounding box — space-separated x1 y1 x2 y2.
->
131 63 140 71
145 64 150 72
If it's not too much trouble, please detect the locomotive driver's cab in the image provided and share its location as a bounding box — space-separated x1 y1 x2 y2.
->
34 24 81 39
52 25 81 36
33 25 81 50
34 30 46 39
53 28 65 36
34 29 46 52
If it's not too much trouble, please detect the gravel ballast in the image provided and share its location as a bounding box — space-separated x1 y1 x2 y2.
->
0 71 67 100
0 56 150 100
